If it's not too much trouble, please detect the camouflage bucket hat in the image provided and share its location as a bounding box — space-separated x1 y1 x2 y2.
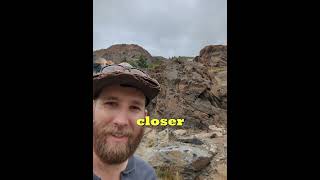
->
93 63 161 105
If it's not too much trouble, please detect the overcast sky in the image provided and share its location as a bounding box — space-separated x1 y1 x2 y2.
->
93 0 226 58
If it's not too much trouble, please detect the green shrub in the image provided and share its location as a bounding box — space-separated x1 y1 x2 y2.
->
137 55 148 68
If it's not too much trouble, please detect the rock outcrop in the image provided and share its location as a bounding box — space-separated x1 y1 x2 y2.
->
146 45 227 130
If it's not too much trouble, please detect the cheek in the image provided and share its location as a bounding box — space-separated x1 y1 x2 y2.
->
94 108 113 124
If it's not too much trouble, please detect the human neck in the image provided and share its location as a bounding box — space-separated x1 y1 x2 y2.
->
93 152 128 180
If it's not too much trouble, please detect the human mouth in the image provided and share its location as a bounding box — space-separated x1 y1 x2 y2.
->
108 133 129 142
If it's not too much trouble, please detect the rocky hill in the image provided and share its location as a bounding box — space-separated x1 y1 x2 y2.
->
93 44 227 180
93 44 155 65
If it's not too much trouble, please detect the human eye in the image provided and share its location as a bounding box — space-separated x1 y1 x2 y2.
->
130 105 141 112
104 101 118 107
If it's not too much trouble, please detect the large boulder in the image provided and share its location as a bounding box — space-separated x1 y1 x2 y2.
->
137 142 216 180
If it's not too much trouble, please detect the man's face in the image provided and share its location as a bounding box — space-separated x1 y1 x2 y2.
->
93 84 146 165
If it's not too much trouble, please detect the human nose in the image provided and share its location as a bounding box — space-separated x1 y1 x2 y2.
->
112 110 129 127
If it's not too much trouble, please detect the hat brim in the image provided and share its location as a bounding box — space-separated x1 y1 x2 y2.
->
93 72 160 105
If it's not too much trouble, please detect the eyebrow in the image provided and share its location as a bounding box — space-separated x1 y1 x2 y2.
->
101 96 119 101
101 96 144 106
131 100 144 107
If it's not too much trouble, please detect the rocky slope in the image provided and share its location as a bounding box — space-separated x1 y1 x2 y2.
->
146 45 227 130
142 45 226 180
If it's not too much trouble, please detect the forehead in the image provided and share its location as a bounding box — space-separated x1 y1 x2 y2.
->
98 84 145 101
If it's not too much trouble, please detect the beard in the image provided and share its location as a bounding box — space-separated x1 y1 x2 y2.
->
93 120 144 165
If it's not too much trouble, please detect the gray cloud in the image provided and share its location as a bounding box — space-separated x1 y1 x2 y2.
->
93 0 226 58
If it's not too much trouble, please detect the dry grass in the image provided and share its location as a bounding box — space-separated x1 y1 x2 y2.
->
208 67 226 73
156 166 184 180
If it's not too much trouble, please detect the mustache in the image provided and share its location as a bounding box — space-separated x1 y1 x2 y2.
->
101 125 133 137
